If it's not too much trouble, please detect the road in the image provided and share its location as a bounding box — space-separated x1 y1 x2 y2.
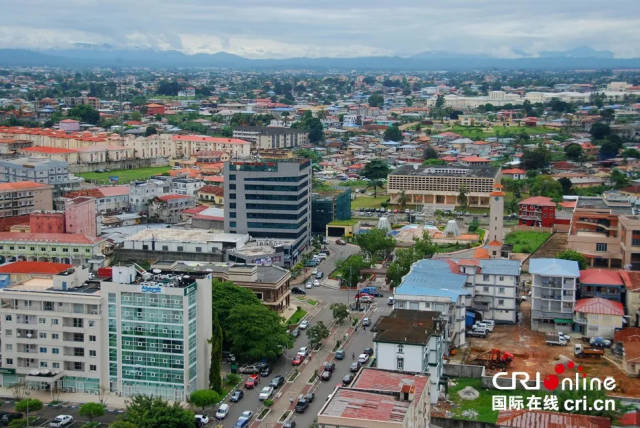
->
0 399 120 427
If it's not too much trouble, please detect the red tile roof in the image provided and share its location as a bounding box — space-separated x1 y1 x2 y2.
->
618 410 640 427
0 181 51 191
0 261 72 274
614 327 640 343
198 185 223 196
620 270 640 291
156 194 191 201
579 269 623 286
574 297 624 316
352 368 427 397
460 155 490 163
0 232 101 244
474 247 490 259
518 196 555 207
502 168 526 174
21 146 78 154
172 135 248 144
497 410 611 428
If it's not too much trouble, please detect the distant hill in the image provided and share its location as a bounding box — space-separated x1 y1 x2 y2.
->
1 47 639 70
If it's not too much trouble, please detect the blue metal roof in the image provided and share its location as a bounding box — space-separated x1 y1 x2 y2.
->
478 259 521 276
529 258 579 278
395 259 468 300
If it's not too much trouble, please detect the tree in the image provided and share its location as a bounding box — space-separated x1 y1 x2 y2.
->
225 304 292 362
156 79 181 96
590 122 611 140
330 303 349 325
600 108 615 123
599 139 621 159
558 177 573 195
115 395 196 428
386 232 436 287
564 143 583 162
189 389 221 413
79 402 105 422
209 311 223 392
362 159 391 181
521 146 551 170
435 95 445 109
557 250 587 270
423 145 438 160
355 228 396 262
457 185 468 210
367 93 384 107
144 126 157 136
367 179 384 198
67 104 99 124
295 148 322 164
306 321 330 349
610 169 630 189
530 175 563 200
622 148 640 158
292 111 323 143
336 255 370 288
398 190 408 210
383 125 402 142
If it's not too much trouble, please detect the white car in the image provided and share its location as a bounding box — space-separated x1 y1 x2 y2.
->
313 279 320 287
215 403 229 420
50 415 73 428
311 268 318 275
299 320 309 329
197 413 211 424
358 353 369 364
298 346 309 356
305 282 313 289
259 386 274 400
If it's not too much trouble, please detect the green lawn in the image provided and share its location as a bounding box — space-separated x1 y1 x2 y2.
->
351 196 388 209
287 307 307 325
446 125 559 140
504 230 551 253
77 166 171 184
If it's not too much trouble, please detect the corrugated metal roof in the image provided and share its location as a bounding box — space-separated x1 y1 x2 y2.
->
394 259 468 300
478 259 521 276
529 258 580 278
497 410 611 428
574 297 624 316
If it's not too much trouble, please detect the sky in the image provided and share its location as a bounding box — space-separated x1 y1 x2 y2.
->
2 0 640 58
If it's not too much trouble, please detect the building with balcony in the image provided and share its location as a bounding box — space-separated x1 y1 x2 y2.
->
578 269 625 302
573 297 624 338
224 159 311 266
148 194 195 224
530 258 580 332
0 181 53 219
393 259 470 348
387 164 499 210
232 126 308 150
0 157 81 196
373 310 445 404
0 232 105 266
620 215 640 271
518 196 556 228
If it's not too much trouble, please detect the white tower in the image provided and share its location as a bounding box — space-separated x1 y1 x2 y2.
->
488 183 504 258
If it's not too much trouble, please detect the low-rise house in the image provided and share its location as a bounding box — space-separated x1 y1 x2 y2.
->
622 271 640 327
148 194 195 223
197 185 224 205
65 185 129 214
0 232 104 266
530 258 579 332
0 260 73 286
578 269 625 302
574 297 625 338
317 368 430 428
373 310 445 404
614 328 640 376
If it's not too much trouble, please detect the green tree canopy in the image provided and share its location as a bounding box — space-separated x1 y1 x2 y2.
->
295 148 322 164
521 146 551 170
610 169 630 189
590 122 611 140
115 395 196 428
225 303 292 362
79 402 105 421
292 111 324 143
423 145 438 159
530 175 563 200
558 177 573 195
336 255 371 288
557 250 587 270
156 79 181 96
330 303 349 324
209 311 223 392
15 399 42 413
383 125 402 142
622 148 640 158
355 228 396 262
189 389 221 412
306 321 330 349
362 159 391 181
564 143 583 161
367 93 384 107
67 104 100 124
386 232 436 287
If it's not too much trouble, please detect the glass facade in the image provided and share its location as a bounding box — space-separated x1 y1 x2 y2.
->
311 188 351 233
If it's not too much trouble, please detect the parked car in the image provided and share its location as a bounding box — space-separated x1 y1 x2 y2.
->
259 386 274 401
234 412 253 428
299 320 309 329
312 268 318 275
0 413 22 425
363 347 374 356
359 295 374 303
387 296 394 306
313 279 320 286
230 389 244 402
335 349 345 360
270 375 285 388
358 353 370 364
215 404 229 420
362 317 371 326
292 355 304 366
305 281 313 289
350 362 360 372
336 239 346 245
260 366 272 377
342 374 354 385
320 370 332 381
244 374 259 389
322 361 336 372
291 328 299 337
196 414 211 425
283 420 296 428
238 364 260 374
295 397 309 413
291 287 306 295
315 271 324 279
222 351 236 362
50 415 74 428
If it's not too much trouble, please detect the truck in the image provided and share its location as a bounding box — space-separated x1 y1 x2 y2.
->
467 329 488 338
546 333 569 346
574 343 604 358
470 348 514 370
360 286 382 297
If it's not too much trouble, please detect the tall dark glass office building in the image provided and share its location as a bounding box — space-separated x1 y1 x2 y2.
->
223 159 311 266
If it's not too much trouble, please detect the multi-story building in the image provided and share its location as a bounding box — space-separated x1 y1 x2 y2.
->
574 297 625 338
373 309 445 404
620 215 640 270
65 186 129 215
311 188 351 234
0 232 105 265
65 197 97 237
169 178 204 196
530 258 580 332
103 266 212 400
29 212 65 233
0 157 81 196
0 181 53 218
128 179 170 212
622 271 640 327
387 164 499 210
518 196 556 228
232 126 308 150
224 159 312 265
317 368 430 428
148 194 196 224
393 259 470 348
171 135 250 158
578 269 625 302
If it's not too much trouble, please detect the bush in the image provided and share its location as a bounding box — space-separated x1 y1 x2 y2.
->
15 398 42 413
263 399 274 407
225 373 241 386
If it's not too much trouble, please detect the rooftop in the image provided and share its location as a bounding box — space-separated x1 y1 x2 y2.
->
0 181 51 191
0 232 102 245
374 309 442 345
395 259 469 300
519 196 555 207
574 297 624 316
529 258 579 278
0 261 72 275
497 410 611 428
390 163 498 178
150 260 289 284
579 269 623 286
124 228 249 245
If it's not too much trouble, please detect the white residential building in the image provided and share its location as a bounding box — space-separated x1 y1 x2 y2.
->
530 258 580 332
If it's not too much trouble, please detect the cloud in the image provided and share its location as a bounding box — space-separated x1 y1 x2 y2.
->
2 1 640 57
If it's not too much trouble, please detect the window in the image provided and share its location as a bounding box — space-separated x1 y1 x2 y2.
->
596 243 607 252
52 319 59 325
51 333 59 339
39 318 46 324
4 315 11 321
52 362 59 369
162 245 168 251
39 332 47 339
40 362 48 368
52 348 59 354
89 350 97 357
483 274 490 281
39 347 47 353
89 335 96 342
177 246 184 252
88 320 95 327
397 344 404 354
498 287 505 294
483 286 489 292
6 359 12 365
498 299 505 306
5 344 11 351
397 357 404 370
4 329 11 336
499 276 504 281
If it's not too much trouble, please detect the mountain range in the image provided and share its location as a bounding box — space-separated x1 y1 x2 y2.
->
1 46 639 70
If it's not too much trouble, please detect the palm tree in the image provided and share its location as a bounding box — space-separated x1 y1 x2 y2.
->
368 179 383 198
398 190 408 210
457 185 468 211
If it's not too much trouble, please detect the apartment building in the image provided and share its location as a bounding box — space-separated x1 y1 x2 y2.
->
223 159 312 265
148 194 196 224
171 135 250 158
232 126 308 150
0 181 53 218
393 259 470 348
518 196 556 228
128 179 170 212
65 186 129 215
387 164 499 210
373 310 445 404
0 232 105 265
530 258 580 332
0 266 212 401
0 157 81 196
103 266 212 400
620 215 640 270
